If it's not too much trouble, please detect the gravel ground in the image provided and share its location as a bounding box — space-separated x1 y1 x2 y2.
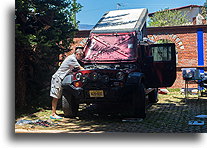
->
15 90 207 133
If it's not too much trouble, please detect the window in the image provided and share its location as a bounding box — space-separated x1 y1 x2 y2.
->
152 46 172 61
155 39 178 65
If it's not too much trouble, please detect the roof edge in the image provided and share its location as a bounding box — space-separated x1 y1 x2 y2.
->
148 5 203 16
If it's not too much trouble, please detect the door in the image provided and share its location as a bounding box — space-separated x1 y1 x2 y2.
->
142 43 176 88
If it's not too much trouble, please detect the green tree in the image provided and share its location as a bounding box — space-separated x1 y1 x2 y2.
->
15 0 82 108
148 9 190 27
201 6 207 18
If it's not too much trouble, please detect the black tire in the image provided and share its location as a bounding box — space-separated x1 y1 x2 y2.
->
131 83 146 118
62 94 79 118
148 88 159 103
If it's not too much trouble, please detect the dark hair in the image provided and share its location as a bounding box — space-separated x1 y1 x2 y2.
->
75 46 84 50
63 48 72 53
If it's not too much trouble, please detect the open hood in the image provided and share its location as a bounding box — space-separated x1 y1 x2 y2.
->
82 32 137 63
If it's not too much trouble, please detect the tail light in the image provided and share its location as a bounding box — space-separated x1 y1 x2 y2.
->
73 72 83 87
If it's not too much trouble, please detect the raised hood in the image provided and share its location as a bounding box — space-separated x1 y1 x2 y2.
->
82 8 148 63
82 32 137 63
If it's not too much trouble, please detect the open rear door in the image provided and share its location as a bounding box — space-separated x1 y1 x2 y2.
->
143 43 176 88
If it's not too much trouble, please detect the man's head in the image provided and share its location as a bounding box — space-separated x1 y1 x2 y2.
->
75 47 84 60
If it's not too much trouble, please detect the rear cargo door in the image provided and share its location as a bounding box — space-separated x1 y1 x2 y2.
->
143 43 176 88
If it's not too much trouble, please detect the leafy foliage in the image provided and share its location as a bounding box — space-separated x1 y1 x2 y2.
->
156 39 173 44
15 0 82 108
148 9 190 27
201 6 207 18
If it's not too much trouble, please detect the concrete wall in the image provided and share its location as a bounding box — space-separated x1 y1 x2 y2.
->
181 7 201 22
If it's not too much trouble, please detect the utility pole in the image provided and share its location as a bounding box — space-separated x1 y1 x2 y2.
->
117 3 121 10
116 3 126 10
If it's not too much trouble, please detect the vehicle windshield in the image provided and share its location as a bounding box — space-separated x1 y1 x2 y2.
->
82 32 137 63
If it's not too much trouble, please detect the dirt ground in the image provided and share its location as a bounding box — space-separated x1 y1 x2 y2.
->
15 89 207 133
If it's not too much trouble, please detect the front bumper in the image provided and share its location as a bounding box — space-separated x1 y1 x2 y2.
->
62 83 135 103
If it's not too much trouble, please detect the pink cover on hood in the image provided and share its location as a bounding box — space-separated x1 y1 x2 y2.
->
83 32 137 63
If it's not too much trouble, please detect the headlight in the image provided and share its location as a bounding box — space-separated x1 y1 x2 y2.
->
90 72 99 81
116 71 125 80
82 74 88 82
102 75 109 83
75 72 82 80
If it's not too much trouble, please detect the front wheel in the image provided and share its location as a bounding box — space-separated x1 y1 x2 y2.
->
131 83 146 118
62 94 79 118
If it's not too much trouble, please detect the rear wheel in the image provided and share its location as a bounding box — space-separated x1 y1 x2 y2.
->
62 94 79 118
131 83 146 118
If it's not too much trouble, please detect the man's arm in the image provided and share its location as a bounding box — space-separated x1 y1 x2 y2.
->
79 66 84 70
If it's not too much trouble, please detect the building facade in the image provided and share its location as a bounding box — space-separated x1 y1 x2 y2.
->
148 5 206 25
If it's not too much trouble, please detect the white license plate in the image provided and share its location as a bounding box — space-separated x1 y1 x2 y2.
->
89 90 104 97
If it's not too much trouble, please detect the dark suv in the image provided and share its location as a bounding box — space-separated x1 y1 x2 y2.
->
61 8 176 118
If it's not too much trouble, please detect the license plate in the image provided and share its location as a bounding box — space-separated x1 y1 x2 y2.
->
89 90 104 97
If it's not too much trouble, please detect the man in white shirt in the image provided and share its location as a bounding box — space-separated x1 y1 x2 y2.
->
50 48 84 119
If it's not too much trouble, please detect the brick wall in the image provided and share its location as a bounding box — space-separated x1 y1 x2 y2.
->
73 25 207 88
147 25 207 88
